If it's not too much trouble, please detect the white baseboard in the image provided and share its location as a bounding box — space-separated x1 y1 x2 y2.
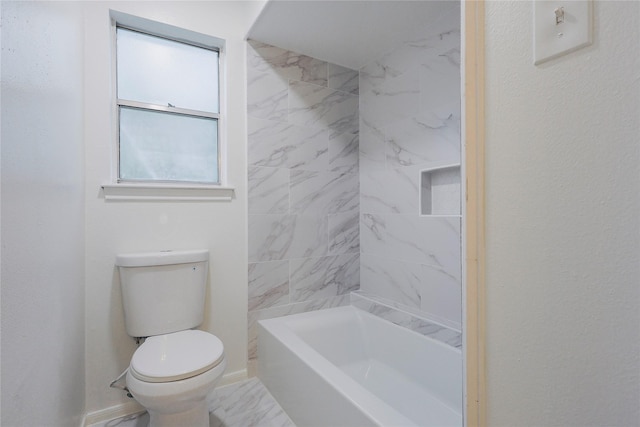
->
83 369 248 426
218 368 247 386
83 401 145 427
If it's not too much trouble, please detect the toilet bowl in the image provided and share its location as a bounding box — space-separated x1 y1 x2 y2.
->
115 249 226 427
125 330 226 427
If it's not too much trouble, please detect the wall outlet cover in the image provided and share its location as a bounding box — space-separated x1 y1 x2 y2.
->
534 0 593 65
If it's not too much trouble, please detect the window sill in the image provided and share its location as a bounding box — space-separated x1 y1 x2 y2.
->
101 183 235 202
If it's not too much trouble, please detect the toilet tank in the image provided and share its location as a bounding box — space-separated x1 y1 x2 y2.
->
116 249 209 338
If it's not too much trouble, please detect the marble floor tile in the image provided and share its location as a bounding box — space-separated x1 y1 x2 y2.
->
211 378 295 427
89 411 149 427
88 378 296 427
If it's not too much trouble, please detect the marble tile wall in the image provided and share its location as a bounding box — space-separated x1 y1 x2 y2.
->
247 40 359 373
359 3 462 330
351 291 462 348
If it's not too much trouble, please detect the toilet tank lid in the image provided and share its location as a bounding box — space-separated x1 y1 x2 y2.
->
115 249 209 267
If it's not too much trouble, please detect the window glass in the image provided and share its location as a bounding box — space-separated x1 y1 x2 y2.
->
117 28 219 113
119 107 219 183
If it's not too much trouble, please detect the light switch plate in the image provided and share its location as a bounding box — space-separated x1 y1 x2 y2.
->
534 0 592 65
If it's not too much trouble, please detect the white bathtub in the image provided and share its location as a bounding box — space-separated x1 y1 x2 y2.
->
257 306 462 427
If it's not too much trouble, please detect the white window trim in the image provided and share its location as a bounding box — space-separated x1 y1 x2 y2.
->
103 10 234 202
101 183 234 201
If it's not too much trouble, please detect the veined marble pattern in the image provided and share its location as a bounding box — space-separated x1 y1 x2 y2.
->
351 291 462 349
245 14 462 360
358 0 459 91
247 69 289 122
360 253 422 309
244 8 462 370
289 80 359 138
248 117 329 171
385 110 460 168
360 253 462 329
248 261 289 311
329 131 359 173
359 118 386 172
356 9 461 328
248 40 327 87
360 65 420 129
289 170 358 216
421 263 462 329
88 378 296 427
211 378 295 427
419 54 461 115
359 60 403 94
328 211 360 254
247 39 329 122
248 214 328 262
328 63 359 95
246 41 363 372
408 0 460 43
360 213 461 277
290 253 359 302
360 28 460 90
360 165 420 214
360 43 433 89
248 167 289 214
88 412 148 427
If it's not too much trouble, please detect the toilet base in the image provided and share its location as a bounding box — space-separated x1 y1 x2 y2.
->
126 356 227 427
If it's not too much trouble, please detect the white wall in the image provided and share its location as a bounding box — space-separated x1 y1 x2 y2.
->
83 1 263 414
485 1 640 425
1 1 86 425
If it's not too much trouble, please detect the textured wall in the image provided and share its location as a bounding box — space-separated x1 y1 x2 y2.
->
358 3 462 329
246 40 360 373
485 1 640 425
1 2 86 425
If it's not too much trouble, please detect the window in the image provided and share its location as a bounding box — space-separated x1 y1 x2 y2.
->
114 18 222 185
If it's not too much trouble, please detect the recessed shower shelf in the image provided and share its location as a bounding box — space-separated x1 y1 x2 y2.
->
420 164 461 216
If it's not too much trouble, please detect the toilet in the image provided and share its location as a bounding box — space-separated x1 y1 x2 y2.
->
116 249 226 427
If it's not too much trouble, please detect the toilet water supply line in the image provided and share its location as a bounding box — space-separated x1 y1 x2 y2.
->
110 368 133 398
110 337 144 398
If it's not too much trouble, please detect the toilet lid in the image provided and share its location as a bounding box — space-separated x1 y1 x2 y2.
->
130 330 224 383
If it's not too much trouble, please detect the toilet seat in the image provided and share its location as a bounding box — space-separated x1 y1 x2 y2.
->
130 330 224 383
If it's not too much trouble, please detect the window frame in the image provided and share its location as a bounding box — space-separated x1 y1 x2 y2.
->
104 10 232 200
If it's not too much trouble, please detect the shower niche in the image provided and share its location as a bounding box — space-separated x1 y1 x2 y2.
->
420 164 461 216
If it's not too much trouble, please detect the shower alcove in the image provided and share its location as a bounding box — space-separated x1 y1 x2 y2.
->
246 1 485 425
